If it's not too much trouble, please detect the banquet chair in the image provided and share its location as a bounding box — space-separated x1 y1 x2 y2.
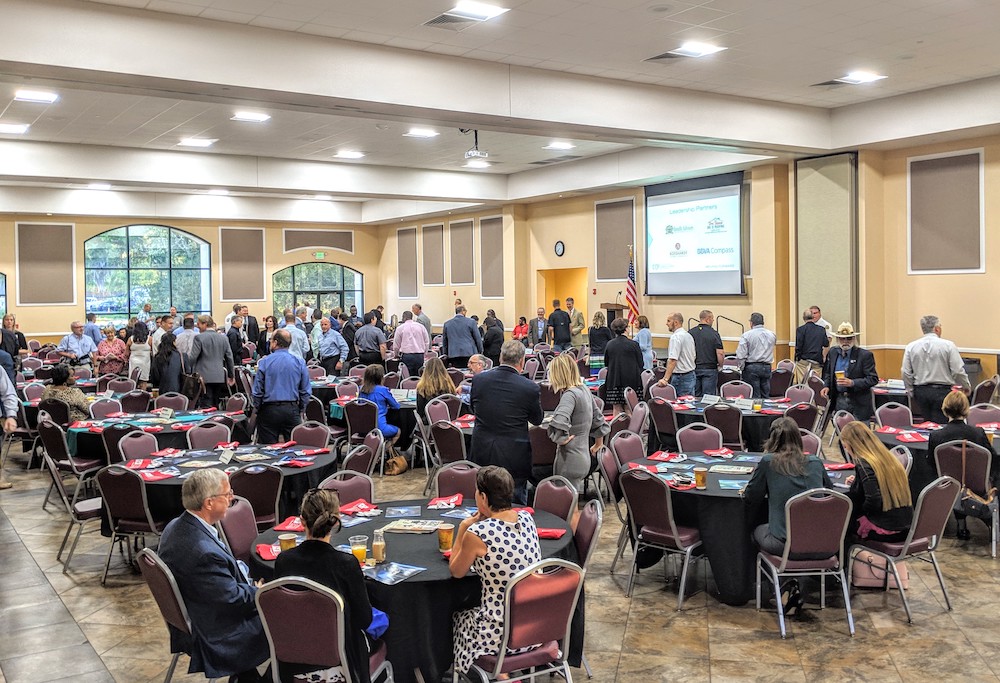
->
382 372 400 389
38 418 101 511
342 444 377 477
117 430 159 462
22 355 42 369
426 395 461 423
433 460 480 499
768 369 793 399
230 464 283 531
647 398 680 452
304 396 329 428
308 366 326 380
627 401 649 437
968 403 1000 428
42 445 103 574
73 366 92 380
606 413 631 442
529 425 557 485
534 475 578 523
431 421 468 465
576 356 590 379
23 381 46 402
849 476 961 623
620 469 704 607
363 428 386 476
226 393 249 413
154 392 189 411
640 369 654 392
120 389 152 414
39 359 60 373
97 465 168 584
217 495 257 566
100 423 140 464
784 403 820 433
538 382 561 412
108 378 137 394
207 414 237 434
523 357 540 380
972 376 998 406
37 397 71 428
33 365 55 381
934 440 996 557
776 359 795 373
129 367 143 382
186 421 232 450
648 382 677 401
720 380 753 399
703 403 744 451
290 420 331 448
717 368 742 388
447 367 466 386
624 387 639 413
609 430 646 466
343 399 378 455
890 445 913 474
1 402 39 472
597 367 608 381
257 577 394 683
785 384 815 405
597 446 631 574
461 559 583 683
319 471 376 504
798 428 822 456
89 397 122 420
136 548 199 683
876 402 913 429
95 373 117 393
400 377 419 390
756 489 854 638
676 423 724 452
830 410 857 447
349 365 367 378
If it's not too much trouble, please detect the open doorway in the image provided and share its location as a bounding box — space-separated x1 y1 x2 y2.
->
536 267 589 318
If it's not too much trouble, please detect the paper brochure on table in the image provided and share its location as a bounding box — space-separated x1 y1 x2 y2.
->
363 562 426 585
380 519 442 533
385 506 422 518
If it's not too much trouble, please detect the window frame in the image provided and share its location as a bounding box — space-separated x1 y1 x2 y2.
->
271 263 364 318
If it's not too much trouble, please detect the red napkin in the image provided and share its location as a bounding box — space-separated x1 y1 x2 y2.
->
216 441 240 449
824 462 856 471
138 470 174 481
773 397 791 403
536 528 567 539
335 397 351 405
340 499 376 515
678 395 696 401
759 409 785 415
28 400 39 407
256 544 280 561
241 358 254 364
69 421 93 429
225 410 245 416
897 431 929 443
429 493 463 507
142 425 164 433
976 422 1000 430
672 403 693 411
266 441 296 449
875 426 901 434
300 448 330 455
88 426 105 434
668 481 698 491
913 421 940 430
107 411 129 418
648 451 682 462
872 388 889 394
626 462 657 473
514 506 535 515
151 448 183 456
455 414 475 423
704 448 734 456
125 459 156 470
277 459 312 468
604 414 616 421
194 407 218 414
442 549 452 560
274 516 305 532
171 423 193 431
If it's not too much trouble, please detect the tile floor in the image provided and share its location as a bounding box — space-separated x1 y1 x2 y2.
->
3 442 1000 682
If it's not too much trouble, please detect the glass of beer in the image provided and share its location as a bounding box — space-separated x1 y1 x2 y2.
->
835 370 845 380
372 529 386 563
349 535 368 564
438 523 455 552
278 533 297 552
694 467 708 490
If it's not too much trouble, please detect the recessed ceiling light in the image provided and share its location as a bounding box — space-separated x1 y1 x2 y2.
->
403 127 440 138
447 0 509 21
207 188 229 195
0 123 29 135
464 160 491 169
668 41 726 58
231 111 271 123
334 150 365 159
313 194 333 201
15 89 59 104
178 137 217 147
835 70 887 84
88 183 111 190
544 141 576 151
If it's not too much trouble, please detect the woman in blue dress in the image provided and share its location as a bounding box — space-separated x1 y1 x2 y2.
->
358 363 401 448
635 315 654 371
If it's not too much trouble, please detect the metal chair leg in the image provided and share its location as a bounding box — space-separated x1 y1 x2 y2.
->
163 652 180 683
771 566 787 638
928 551 953 611
887 558 912 623
581 653 593 678
63 523 87 574
101 535 117 585
838 568 855 636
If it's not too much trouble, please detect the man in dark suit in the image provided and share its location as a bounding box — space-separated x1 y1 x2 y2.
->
442 305 482 369
527 307 549 347
820 322 878 422
158 469 268 681
470 340 543 504
240 305 259 346
189 315 235 408
226 316 245 363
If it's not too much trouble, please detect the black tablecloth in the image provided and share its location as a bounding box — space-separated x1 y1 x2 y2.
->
71 413 251 463
674 405 782 452
251 499 576 683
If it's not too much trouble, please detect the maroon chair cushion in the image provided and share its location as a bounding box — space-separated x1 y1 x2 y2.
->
58 458 102 473
118 518 167 533
367 639 388 674
865 537 931 557
640 524 700 549
474 641 561 675
759 551 839 570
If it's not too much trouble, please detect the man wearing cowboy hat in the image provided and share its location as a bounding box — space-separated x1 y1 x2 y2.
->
820 322 879 422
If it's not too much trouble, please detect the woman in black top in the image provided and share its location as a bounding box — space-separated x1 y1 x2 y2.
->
603 317 643 416
482 317 504 368
257 315 277 357
839 421 913 542
415 357 457 423
273 488 375 683
587 311 613 371
149 333 184 395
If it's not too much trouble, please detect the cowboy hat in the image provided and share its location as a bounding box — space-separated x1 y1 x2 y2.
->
834 322 860 338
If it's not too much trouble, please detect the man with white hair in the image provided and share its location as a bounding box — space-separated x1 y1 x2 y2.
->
902 315 970 424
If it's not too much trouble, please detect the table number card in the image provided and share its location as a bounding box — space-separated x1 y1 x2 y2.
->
158 407 175 419
219 448 235 464
103 389 115 398
701 394 721 404
733 398 754 411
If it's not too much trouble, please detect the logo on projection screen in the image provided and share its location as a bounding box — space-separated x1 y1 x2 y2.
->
706 218 726 233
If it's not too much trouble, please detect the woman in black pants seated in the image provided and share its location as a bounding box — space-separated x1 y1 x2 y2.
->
839 421 913 542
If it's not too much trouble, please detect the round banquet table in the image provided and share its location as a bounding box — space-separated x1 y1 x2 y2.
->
672 401 786 453
250 499 577 683
876 427 1000 501
67 411 251 461
625 452 853 606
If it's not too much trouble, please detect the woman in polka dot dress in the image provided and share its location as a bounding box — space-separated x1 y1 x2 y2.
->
449 465 542 676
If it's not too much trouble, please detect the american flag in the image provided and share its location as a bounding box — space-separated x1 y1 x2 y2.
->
625 247 639 325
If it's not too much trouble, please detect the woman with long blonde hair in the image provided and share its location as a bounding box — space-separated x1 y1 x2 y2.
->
546 353 609 493
415 356 457 423
840 421 913 541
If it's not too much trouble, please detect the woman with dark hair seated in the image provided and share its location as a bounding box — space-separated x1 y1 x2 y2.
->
450 465 542 677
273 488 376 683
40 364 91 422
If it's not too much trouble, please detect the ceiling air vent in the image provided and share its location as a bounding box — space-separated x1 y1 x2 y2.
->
423 13 480 32
644 52 685 63
528 155 582 166
810 80 848 88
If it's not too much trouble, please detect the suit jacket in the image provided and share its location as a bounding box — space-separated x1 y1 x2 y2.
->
527 318 550 346
226 327 244 363
822 345 878 422
189 328 234 384
442 314 483 359
568 308 586 348
244 316 260 346
470 365 543 479
157 512 267 678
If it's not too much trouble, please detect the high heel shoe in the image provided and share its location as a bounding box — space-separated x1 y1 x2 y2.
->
781 581 802 617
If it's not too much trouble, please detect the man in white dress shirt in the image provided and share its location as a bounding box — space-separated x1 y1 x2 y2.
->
902 315 970 424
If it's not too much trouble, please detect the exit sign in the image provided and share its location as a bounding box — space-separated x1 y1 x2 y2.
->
313 251 326 259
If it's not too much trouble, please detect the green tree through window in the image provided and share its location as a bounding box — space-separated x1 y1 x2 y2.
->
272 263 363 320
85 225 211 327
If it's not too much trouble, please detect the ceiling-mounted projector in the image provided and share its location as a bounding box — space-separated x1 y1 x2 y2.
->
461 128 488 160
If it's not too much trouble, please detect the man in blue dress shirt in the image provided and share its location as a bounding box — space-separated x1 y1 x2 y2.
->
251 329 312 444
57 321 98 366
83 313 103 346
315 316 349 377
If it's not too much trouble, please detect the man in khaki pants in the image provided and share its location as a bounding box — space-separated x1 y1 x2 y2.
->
793 309 828 384
566 297 586 349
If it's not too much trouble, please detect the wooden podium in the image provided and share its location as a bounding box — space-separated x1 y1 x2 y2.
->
602 303 627 325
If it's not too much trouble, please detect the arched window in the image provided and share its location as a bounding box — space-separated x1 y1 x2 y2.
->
272 263 363 318
85 225 211 324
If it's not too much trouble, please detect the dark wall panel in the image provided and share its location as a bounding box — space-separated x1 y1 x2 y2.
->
595 199 633 280
220 227 265 301
422 224 444 285
450 220 474 285
397 228 418 298
480 217 504 298
17 223 75 305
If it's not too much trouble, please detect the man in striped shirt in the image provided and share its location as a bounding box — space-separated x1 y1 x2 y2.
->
736 312 777 399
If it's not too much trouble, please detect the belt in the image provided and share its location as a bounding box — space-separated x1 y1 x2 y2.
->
916 383 952 389
745 361 771 366
695 363 717 369
262 400 298 406
673 370 694 375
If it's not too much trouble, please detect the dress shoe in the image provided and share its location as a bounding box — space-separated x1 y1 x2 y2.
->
957 527 971 540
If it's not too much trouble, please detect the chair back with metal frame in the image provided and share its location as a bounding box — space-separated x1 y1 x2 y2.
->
335 381 358 399
302 395 327 426
89 397 123 420
876 401 913 429
534 475 578 523
290 420 330 448
308 366 326 380
597 366 608 381
362 429 385 469
73 366 92 379
609 430 645 466
831 410 857 445
344 399 378 447
217 495 258 566
230 464 284 531
785 384 815 405
606 412 630 442
523 357 540 380
433 460 480 499
776 359 795 372
41 445 103 574
968 403 1000 429
623 386 639 413
768 368 793 399
538 382 561 412
648 383 677 401
783 402 820 432
400 377 419 390
342 444 377 476
349 365 367 378
890 445 913 474
154 392 189 411
675 423 723 452
447 367 466 386
38 418 101 510
703 403 744 451
627 401 649 436
382 371 400 389
33 365 55 381
186 421 232 450
100 422 141 464
23 382 46 402
226 393 249 413
647 397 679 451
22 355 42 369
37 397 70 427
798 428 822 456
94 373 116 393
529 425 557 472
136 548 195 683
96 465 165 584
319 471 376 504
720 380 752 399
117 430 159 462
120 389 152 414
430 420 467 464
973 376 998 406
108 377 137 394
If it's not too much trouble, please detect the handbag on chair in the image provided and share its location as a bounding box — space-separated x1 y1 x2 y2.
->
953 440 998 518
179 355 204 403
